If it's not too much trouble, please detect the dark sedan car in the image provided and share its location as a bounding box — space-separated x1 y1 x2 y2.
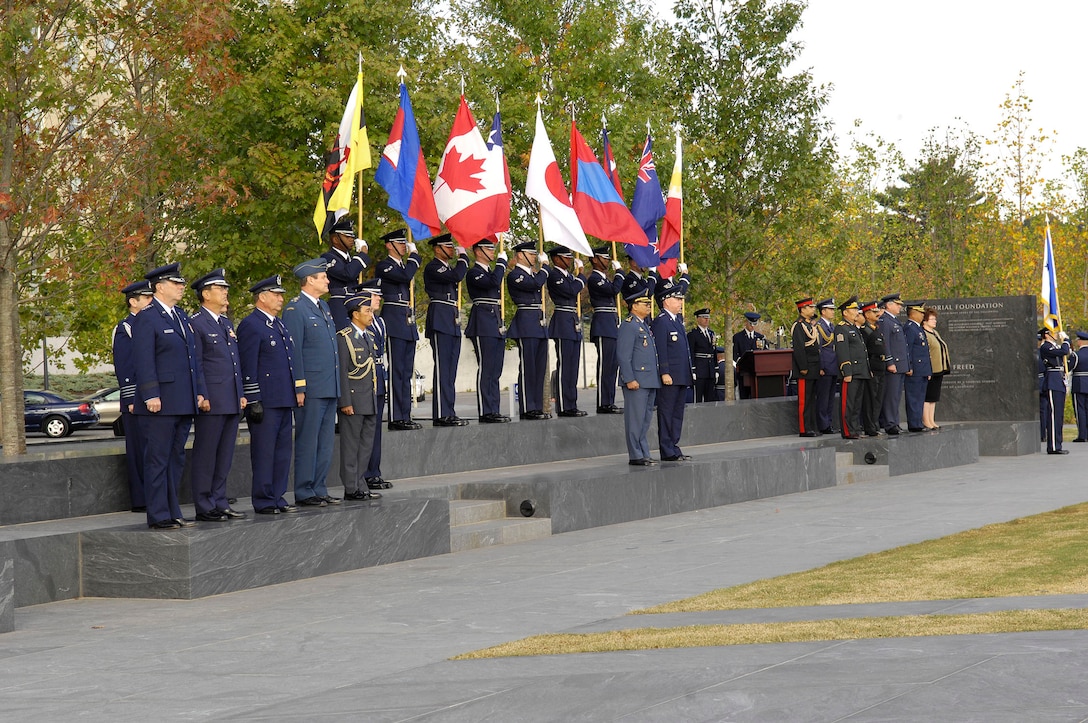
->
20 390 100 438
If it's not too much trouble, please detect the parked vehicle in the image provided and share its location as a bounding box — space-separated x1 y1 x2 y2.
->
81 387 124 435
18 390 100 438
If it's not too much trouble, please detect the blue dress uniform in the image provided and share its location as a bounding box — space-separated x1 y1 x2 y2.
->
506 241 550 419
1071 332 1088 442
813 299 838 432
833 296 870 439
1038 352 1047 442
877 293 908 434
730 312 766 400
423 234 469 425
336 291 383 500
238 276 297 513
465 242 509 422
901 303 932 431
131 263 206 529
651 276 694 461
112 280 153 510
322 216 371 331
617 285 660 463
688 309 718 403
587 246 625 413
188 269 246 520
621 268 657 307
791 298 820 436
374 228 423 428
282 258 342 506
547 246 587 417
714 350 727 402
359 280 390 488
1040 329 1072 454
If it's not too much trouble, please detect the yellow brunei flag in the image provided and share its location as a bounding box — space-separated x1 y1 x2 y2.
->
313 65 372 239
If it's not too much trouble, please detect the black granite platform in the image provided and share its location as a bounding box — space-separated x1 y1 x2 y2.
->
835 427 980 476
0 540 13 633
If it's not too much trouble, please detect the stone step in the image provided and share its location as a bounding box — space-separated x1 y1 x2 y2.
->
449 500 507 527
837 464 890 486
450 517 553 553
835 452 854 468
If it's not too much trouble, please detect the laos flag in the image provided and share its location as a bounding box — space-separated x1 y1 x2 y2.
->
374 80 441 240
570 121 648 247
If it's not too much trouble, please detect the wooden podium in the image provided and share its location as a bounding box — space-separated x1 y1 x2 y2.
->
736 349 793 398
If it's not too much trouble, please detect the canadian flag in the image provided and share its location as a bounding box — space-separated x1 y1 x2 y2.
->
432 96 511 246
525 105 591 256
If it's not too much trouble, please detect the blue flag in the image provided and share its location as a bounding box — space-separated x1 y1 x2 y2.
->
1040 219 1061 330
374 81 441 240
626 134 666 268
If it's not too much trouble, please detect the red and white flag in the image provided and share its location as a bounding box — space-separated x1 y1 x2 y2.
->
525 105 591 255
432 96 511 246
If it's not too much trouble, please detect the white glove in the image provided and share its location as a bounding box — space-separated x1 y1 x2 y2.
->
497 251 508 262
611 260 621 271
455 245 467 256
406 241 417 254
1059 330 1069 342
678 262 688 274
354 238 367 253
573 258 584 270
539 253 549 266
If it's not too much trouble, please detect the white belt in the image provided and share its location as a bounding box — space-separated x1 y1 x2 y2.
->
554 306 578 313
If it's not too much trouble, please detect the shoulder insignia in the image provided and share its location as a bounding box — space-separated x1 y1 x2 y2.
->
337 327 352 337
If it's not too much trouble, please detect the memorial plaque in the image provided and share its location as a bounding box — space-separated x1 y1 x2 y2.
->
906 295 1036 421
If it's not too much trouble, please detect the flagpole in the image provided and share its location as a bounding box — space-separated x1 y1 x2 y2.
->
356 52 366 282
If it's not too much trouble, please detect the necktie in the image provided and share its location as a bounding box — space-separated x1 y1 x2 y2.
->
171 310 185 338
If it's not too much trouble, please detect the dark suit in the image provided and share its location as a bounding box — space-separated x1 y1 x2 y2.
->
322 248 371 331
424 254 468 420
282 292 340 501
189 307 244 515
132 300 206 527
466 259 507 417
815 316 838 430
365 314 388 480
547 266 585 413
652 309 693 459
791 317 820 435
1041 339 1071 453
374 252 421 422
506 264 549 415
588 269 624 409
878 311 908 431
731 328 765 400
902 318 931 429
337 324 378 494
112 313 145 509
689 325 718 402
834 321 871 438
238 309 297 512
617 313 660 460
859 322 887 436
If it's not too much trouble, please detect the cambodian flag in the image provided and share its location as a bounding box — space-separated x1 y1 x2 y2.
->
627 133 666 270
374 80 441 240
570 121 648 247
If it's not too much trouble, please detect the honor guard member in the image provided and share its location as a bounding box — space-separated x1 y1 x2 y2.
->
791 297 820 436
1071 331 1088 442
621 255 658 307
652 276 694 461
833 296 870 439
1039 326 1072 454
688 309 718 403
858 300 888 437
731 311 765 400
322 217 372 331
131 263 206 529
547 245 588 417
714 345 728 401
587 245 625 414
814 298 838 433
877 292 908 434
506 241 551 420
465 239 510 423
359 279 392 489
901 300 932 432
238 275 298 514
283 257 342 507
336 290 383 500
1038 335 1047 442
617 283 660 465
188 269 247 521
112 280 154 512
423 233 470 426
374 228 423 430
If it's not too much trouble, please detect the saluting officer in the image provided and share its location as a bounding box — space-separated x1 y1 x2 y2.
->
188 269 247 521
617 283 660 465
586 245 625 414
112 280 154 512
877 293 908 434
902 301 932 432
814 298 838 434
791 297 820 437
322 217 372 331
237 276 298 514
688 309 718 403
359 279 391 490
465 239 510 423
423 233 470 426
547 245 587 417
131 263 206 530
506 241 551 420
652 276 694 461
1039 326 1072 454
1071 331 1088 443
858 300 888 437
374 228 423 430
833 296 870 439
336 290 383 501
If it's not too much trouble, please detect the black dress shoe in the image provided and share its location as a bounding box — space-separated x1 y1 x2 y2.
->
434 416 469 427
295 497 326 507
196 510 228 522
219 508 248 519
520 410 551 420
388 419 422 431
1073 438 1087 443
1048 449 1070 455
841 434 861 440
907 427 927 433
629 459 651 466
255 507 281 515
886 427 901 435
819 428 834 435
597 405 624 414
366 477 387 490
799 432 817 438
558 409 588 417
279 505 299 513
148 520 181 529
661 454 692 461
131 505 147 513
644 458 658 464
480 413 511 423
322 495 342 505
174 518 197 527
344 490 382 500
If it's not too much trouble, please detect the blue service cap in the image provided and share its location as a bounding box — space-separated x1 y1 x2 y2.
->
359 278 382 296
145 262 185 284
250 275 286 294
345 290 373 312
743 311 761 322
511 241 538 254
591 244 611 258
548 245 574 257
694 308 710 318
879 292 902 307
122 280 153 296
815 297 835 310
475 237 497 249
715 345 726 354
330 216 356 238
381 228 408 244
428 233 454 247
1076 331 1088 341
191 268 229 291
654 277 685 302
293 257 330 278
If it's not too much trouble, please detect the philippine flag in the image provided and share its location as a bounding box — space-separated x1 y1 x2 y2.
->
570 121 648 247
433 96 511 246
657 132 683 271
627 133 667 270
374 80 441 240
525 106 591 255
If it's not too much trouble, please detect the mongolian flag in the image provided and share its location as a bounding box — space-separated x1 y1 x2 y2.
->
374 77 441 240
601 126 623 200
1041 218 1062 330
525 104 590 255
656 132 683 278
627 132 667 270
569 121 648 247
313 67 372 240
